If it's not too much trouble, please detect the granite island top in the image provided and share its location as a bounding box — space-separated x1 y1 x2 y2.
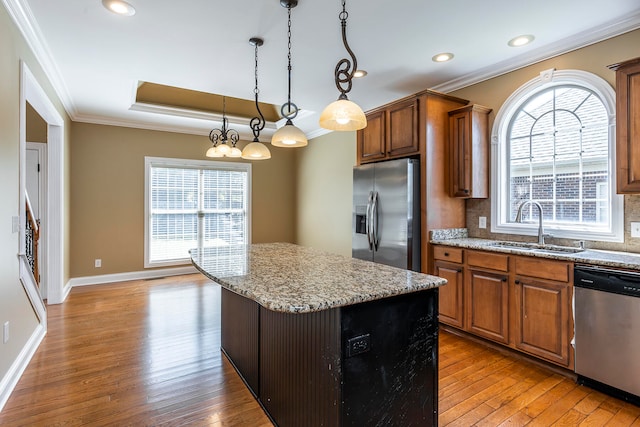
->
430 229 640 272
190 242 446 313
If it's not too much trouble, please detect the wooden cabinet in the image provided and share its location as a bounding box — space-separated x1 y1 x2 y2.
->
434 247 464 328
432 245 574 368
513 257 573 368
448 104 492 198
609 57 640 193
466 251 509 344
357 97 420 163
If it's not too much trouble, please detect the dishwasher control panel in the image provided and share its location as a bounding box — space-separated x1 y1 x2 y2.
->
575 265 640 298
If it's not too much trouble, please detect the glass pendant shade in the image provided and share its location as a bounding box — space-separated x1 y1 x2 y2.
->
241 141 271 160
216 143 231 155
206 146 223 157
271 120 308 147
228 146 243 158
319 98 367 131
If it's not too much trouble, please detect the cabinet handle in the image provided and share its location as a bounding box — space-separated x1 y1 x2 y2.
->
463 189 470 194
514 280 520 285
444 252 449 257
457 269 463 273
502 277 507 282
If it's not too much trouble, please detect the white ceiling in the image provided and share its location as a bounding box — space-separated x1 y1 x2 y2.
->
6 0 640 140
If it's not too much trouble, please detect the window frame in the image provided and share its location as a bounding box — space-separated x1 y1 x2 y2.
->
144 156 252 268
490 69 623 242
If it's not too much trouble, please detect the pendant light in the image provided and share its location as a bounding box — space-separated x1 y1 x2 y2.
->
241 37 272 160
271 0 308 148
206 97 242 158
319 0 367 131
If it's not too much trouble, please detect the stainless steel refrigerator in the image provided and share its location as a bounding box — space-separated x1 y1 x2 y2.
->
352 158 420 272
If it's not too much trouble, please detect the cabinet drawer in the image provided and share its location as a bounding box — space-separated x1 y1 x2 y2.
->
514 257 571 282
467 250 509 272
433 246 463 263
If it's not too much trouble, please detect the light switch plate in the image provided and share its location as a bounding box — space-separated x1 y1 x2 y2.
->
479 216 487 229
631 222 640 238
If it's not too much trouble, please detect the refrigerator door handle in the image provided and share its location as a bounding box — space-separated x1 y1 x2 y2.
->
372 191 380 251
366 191 374 251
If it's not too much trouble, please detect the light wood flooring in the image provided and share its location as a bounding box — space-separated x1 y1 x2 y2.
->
0 274 638 426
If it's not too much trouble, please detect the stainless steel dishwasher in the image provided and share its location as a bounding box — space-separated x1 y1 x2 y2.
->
574 265 640 405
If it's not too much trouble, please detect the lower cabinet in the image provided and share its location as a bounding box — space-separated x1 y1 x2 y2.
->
466 268 509 344
434 261 464 328
433 245 574 369
513 257 573 368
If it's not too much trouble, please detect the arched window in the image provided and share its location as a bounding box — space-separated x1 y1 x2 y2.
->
491 69 623 242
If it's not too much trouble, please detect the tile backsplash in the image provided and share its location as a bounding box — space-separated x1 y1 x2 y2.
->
466 195 640 254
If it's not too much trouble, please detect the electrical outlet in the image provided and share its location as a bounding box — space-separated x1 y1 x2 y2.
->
479 216 487 229
3 321 9 344
95 259 102 268
631 222 640 238
346 334 370 357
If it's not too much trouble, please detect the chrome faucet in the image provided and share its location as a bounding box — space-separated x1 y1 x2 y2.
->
515 201 552 245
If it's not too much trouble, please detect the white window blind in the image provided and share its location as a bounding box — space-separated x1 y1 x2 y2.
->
144 157 251 268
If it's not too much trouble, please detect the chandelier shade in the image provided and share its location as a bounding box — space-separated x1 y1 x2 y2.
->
242 141 272 159
271 119 308 147
319 98 366 131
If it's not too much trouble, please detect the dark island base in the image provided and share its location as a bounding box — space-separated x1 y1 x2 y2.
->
221 288 439 426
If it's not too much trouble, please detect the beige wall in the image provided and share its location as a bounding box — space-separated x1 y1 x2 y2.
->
450 29 640 253
0 6 71 386
70 123 296 277
295 132 356 256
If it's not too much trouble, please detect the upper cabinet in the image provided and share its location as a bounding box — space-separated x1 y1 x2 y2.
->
609 57 640 193
357 97 420 163
448 104 492 198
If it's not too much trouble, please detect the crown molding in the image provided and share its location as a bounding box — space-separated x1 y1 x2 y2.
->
2 0 77 118
431 10 640 93
73 112 276 142
129 102 279 130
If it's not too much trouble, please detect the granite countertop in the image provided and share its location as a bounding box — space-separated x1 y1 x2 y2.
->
190 242 446 313
430 229 640 272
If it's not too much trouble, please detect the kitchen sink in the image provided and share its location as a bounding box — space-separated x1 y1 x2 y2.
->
487 241 585 254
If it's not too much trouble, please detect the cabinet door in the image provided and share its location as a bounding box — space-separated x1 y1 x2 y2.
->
448 105 491 198
357 110 386 163
613 58 640 193
513 276 571 367
387 98 420 157
434 261 464 328
449 109 472 197
466 269 509 344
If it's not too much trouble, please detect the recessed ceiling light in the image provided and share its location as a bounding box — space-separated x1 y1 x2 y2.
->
353 70 368 78
102 0 136 16
508 35 534 47
432 53 454 63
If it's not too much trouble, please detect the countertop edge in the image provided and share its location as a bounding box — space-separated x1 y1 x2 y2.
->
191 244 447 314
431 238 640 272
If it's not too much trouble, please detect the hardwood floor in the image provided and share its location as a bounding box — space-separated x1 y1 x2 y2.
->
1 274 638 426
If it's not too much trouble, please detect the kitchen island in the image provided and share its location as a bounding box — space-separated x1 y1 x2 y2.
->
190 242 446 427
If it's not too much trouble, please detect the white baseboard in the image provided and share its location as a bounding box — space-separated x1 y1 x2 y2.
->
68 266 198 288
0 324 46 412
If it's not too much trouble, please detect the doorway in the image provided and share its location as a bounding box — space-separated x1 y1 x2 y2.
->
19 61 65 317
26 141 47 299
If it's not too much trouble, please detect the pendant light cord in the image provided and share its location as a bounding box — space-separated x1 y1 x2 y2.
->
280 4 298 121
335 0 358 99
250 40 265 141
